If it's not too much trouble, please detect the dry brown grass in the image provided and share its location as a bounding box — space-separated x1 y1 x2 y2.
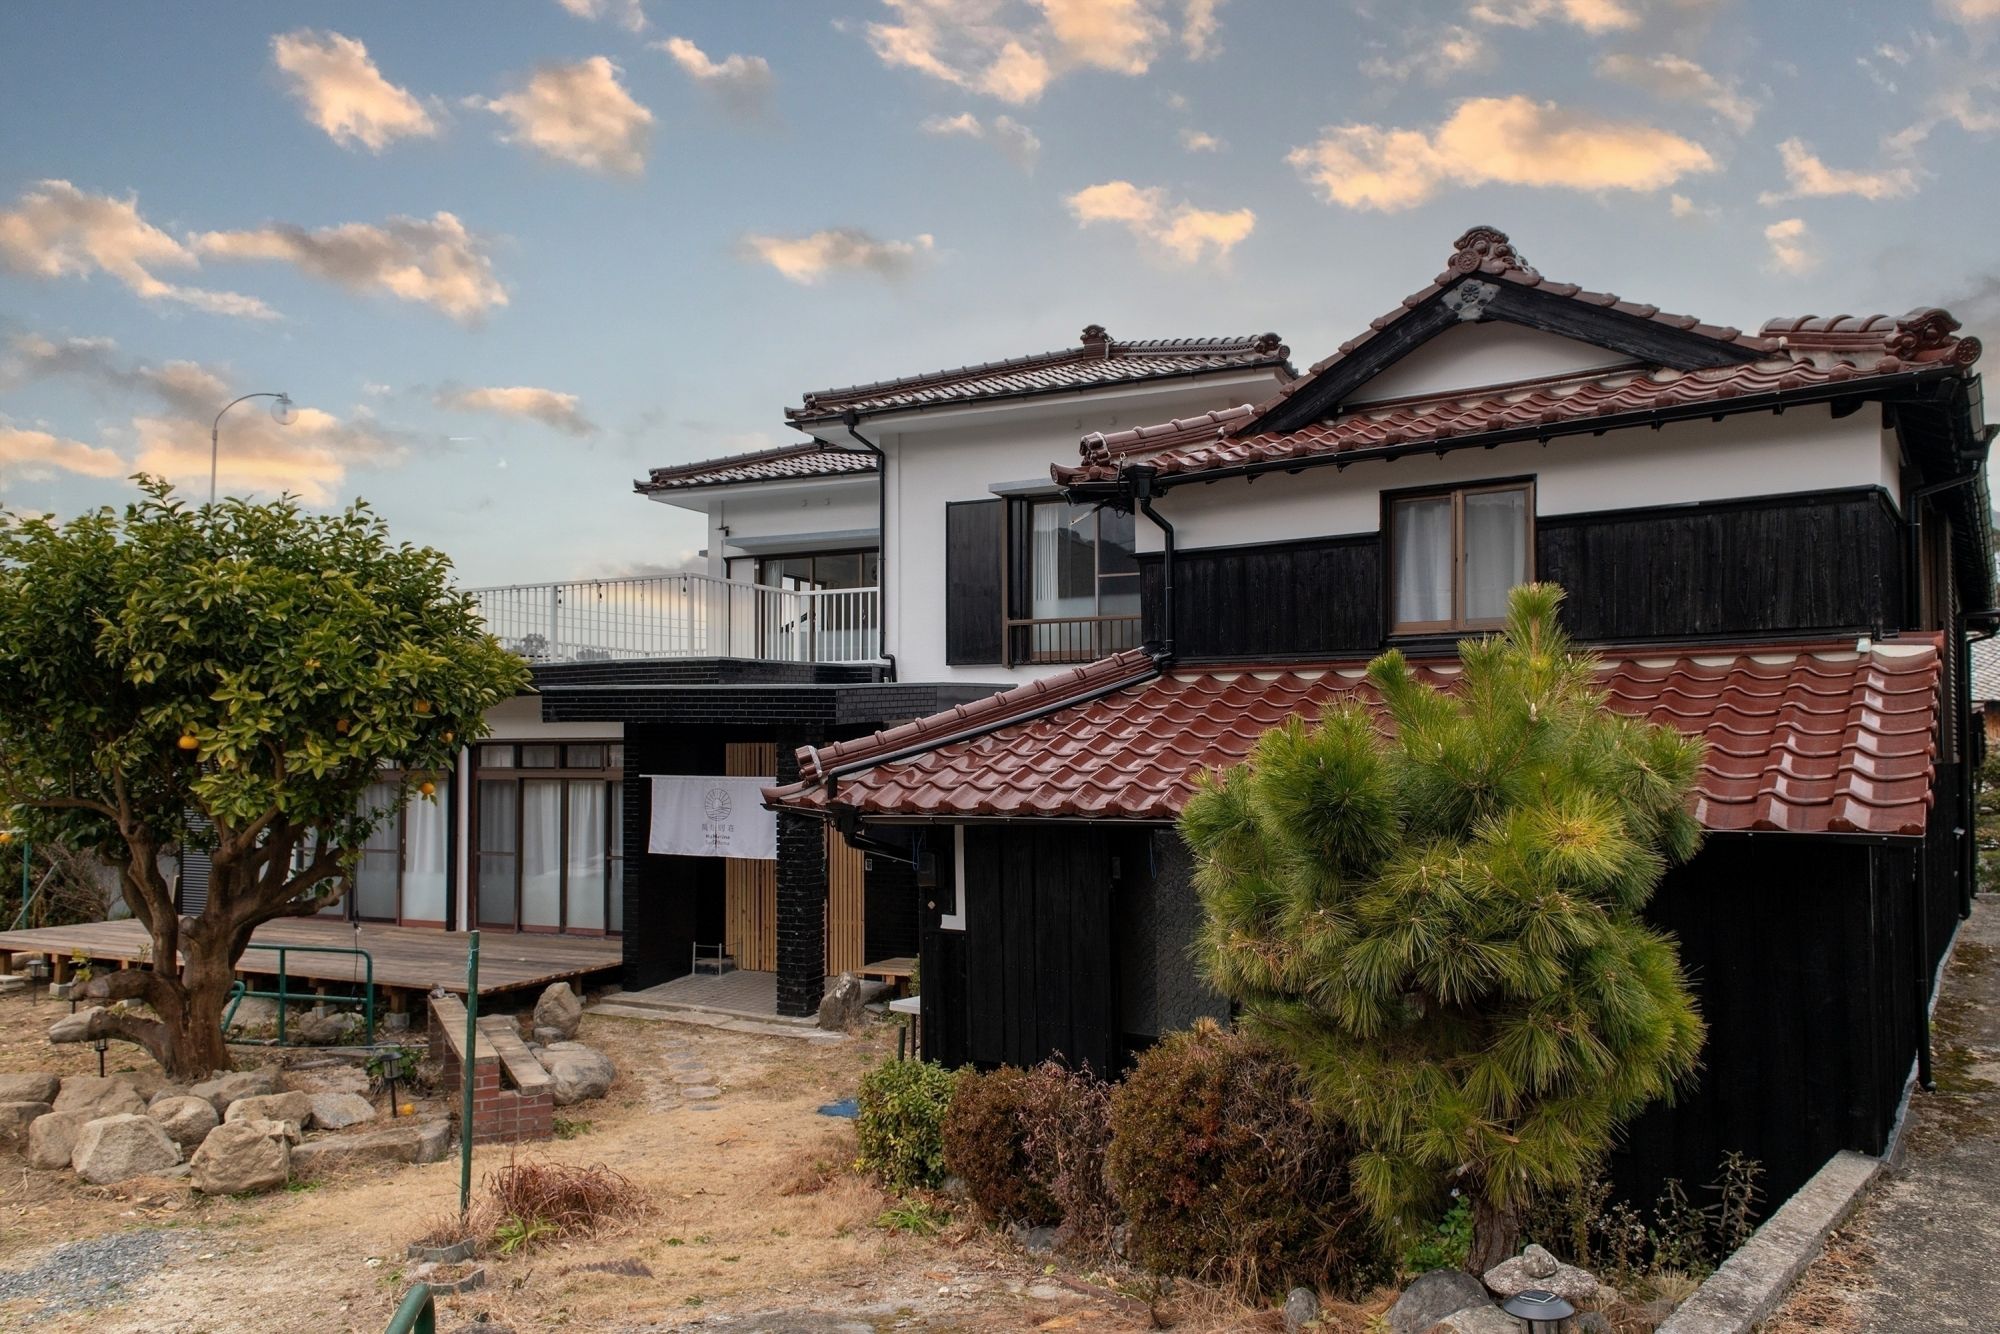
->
774 1123 858 1197
482 1155 645 1244
1763 1227 1874 1334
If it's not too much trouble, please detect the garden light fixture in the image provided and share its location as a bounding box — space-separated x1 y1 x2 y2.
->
1500 1290 1576 1333
92 1034 108 1077
209 392 294 506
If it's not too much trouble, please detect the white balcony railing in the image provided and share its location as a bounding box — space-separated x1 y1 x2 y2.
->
466 573 881 665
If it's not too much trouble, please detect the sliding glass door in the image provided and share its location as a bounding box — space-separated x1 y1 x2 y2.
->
471 742 623 935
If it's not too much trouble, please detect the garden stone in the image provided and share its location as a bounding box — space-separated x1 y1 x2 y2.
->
224 996 280 1034
293 1010 363 1045
47 1006 103 1043
190 1117 292 1194
0 1072 60 1104
71 1112 182 1184
1391 1270 1493 1334
224 1090 314 1134
1575 1314 1613 1333
816 973 866 1031
1424 1307 1520 1334
0 1100 52 1143
1013 1224 1058 1255
1283 1287 1320 1333
540 1041 615 1105
146 1084 191 1109
190 1068 282 1115
290 1119 448 1170
1482 1243 1598 1306
308 1091 377 1129
532 1025 569 1045
26 1110 88 1170
52 1074 146 1119
148 1095 220 1150
533 981 583 1040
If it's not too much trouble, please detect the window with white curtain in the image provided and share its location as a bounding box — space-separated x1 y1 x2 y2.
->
472 741 623 934
1388 482 1532 632
520 780 564 931
401 787 449 923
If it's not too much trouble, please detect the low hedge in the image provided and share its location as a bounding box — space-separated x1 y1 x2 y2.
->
856 1058 959 1192
942 1065 1059 1225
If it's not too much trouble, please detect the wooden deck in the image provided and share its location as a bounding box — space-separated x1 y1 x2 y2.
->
0 918 621 999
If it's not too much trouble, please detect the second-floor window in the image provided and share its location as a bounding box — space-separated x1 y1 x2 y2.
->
1388 481 1533 633
1011 499 1141 663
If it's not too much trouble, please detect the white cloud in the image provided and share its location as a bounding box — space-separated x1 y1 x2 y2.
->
738 229 936 284
656 36 774 118
0 425 126 480
271 30 436 152
438 385 597 436
1179 127 1223 151
4 333 226 418
1182 0 1225 59
1763 217 1817 274
1668 192 1718 220
1065 180 1255 264
1758 138 1917 204
1469 0 1638 32
554 0 648 32
0 180 274 318
473 57 653 175
1287 95 1715 212
864 0 1172 103
1596 52 1759 133
920 111 1041 168
193 211 507 323
1037 0 1165 74
1361 26 1489 83
1939 0 2000 24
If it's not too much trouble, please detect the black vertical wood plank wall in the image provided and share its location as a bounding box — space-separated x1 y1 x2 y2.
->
1138 534 1382 660
944 500 1004 665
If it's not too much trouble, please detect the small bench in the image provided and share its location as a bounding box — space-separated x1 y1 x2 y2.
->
859 956 917 997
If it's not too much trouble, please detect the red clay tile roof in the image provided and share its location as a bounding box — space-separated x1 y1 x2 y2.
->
784 326 1292 426
636 440 877 494
1054 228 1984 486
768 638 1942 837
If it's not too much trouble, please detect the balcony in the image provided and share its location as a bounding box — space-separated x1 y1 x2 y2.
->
468 573 881 665
1004 613 1144 666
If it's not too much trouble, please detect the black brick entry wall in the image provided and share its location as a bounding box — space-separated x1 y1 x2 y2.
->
773 728 828 1017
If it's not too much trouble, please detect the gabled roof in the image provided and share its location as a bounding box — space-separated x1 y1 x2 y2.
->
784 325 1293 426
635 440 877 494
766 637 1944 838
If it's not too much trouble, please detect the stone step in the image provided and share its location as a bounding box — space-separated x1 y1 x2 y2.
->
290 1119 450 1172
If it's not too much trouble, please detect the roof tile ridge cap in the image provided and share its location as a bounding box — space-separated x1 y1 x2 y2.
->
645 437 835 481
796 343 1093 406
1098 403 1259 454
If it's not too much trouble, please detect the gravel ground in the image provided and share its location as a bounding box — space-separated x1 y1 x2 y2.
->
0 1229 209 1322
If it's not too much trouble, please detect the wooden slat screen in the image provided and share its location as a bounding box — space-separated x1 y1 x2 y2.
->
826 829 866 976
724 743 778 972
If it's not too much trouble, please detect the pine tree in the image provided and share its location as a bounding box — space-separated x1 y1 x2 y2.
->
1180 584 1707 1273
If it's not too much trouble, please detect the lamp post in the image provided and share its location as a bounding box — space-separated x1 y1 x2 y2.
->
1500 1290 1576 1333
210 392 295 506
92 1035 109 1078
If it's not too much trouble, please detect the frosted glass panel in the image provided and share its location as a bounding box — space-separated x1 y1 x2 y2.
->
1464 489 1528 622
477 781 516 926
402 786 448 922
566 783 606 931
521 780 562 929
608 782 624 934
1392 496 1452 625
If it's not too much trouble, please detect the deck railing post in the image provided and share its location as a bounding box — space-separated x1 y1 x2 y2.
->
275 948 287 1045
460 930 480 1219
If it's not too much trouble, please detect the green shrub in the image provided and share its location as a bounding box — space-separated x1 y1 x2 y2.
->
943 1066 1059 1226
856 1059 959 1192
1106 1019 1388 1300
1401 1196 1473 1275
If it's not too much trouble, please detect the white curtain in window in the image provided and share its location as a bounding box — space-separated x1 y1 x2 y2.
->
566 783 606 931
353 781 400 920
1464 489 1528 622
1393 496 1453 625
402 787 449 922
521 780 563 929
608 781 624 934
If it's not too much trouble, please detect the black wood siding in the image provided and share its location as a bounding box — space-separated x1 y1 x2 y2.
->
1139 534 1383 661
945 500 1003 665
1539 488 1904 642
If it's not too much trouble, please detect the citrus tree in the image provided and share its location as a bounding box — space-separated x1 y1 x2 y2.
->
0 479 528 1078
1179 584 1707 1272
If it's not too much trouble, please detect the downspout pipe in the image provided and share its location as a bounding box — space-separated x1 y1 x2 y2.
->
839 410 894 681
1126 464 1175 660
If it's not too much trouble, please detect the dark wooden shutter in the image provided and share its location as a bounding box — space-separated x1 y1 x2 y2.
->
945 499 1004 665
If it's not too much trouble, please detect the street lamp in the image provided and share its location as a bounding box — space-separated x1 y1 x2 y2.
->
210 392 294 505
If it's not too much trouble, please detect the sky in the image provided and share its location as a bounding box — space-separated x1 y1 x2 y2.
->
3 0 1999 587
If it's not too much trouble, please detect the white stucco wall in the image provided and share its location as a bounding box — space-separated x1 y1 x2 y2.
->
1347 322 1636 403
480 694 624 742
1143 404 1903 551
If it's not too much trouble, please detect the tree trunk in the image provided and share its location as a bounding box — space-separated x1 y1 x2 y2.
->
1465 1195 1523 1276
164 942 237 1079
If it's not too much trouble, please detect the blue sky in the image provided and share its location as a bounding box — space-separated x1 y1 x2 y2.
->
3 0 1997 586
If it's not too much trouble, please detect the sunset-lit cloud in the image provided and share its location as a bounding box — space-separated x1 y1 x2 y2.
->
1361 25 1489 83
474 57 653 174
1182 0 1226 59
1469 0 1637 33
0 425 127 481
738 228 936 283
656 36 774 119
271 30 437 152
438 385 597 436
1759 138 1917 204
1065 180 1254 263
193 211 507 323
1288 95 1715 212
920 112 1042 168
0 180 274 318
1763 217 1817 274
554 0 648 33
1596 53 1759 133
864 0 1176 103
1179 127 1224 152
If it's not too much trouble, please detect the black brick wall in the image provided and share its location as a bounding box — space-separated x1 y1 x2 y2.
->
773 728 828 1017
533 658 882 690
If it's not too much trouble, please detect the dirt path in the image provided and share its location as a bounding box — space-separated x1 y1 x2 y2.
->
1768 896 2000 1332
0 999 1259 1332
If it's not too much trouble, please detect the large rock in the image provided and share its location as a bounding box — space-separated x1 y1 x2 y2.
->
290 1119 449 1171
146 1085 191 1109
71 1112 182 1184
52 1074 146 1120
224 996 281 1035
224 1091 314 1135
1283 1287 1320 1334
308 1091 377 1130
0 1100 52 1144
190 1117 293 1195
26 1110 88 1170
47 1006 104 1043
533 982 583 1042
1482 1243 1599 1306
816 973 866 1031
539 1041 614 1106
293 1010 364 1046
1391 1271 1495 1334
1426 1306 1521 1334
189 1068 283 1116
0 1072 60 1104
148 1095 220 1150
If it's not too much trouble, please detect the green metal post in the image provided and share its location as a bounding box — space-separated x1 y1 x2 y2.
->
459 930 480 1219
